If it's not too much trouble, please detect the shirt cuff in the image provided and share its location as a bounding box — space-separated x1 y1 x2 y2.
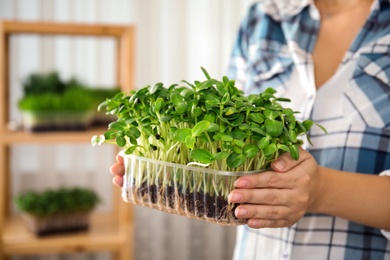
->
379 170 390 240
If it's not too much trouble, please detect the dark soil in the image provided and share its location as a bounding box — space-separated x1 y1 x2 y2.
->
36 224 89 236
132 180 244 225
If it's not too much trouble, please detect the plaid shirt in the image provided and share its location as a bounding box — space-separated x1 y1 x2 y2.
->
228 1 390 259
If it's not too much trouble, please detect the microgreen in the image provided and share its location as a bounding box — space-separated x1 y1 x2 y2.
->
92 68 321 206
93 68 316 169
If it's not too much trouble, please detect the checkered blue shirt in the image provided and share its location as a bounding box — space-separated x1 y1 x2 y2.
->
227 1 390 259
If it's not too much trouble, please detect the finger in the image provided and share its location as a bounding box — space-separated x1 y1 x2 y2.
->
234 204 291 222
112 175 124 187
116 153 124 163
246 218 292 229
110 162 125 176
271 146 310 173
228 188 290 205
234 171 290 189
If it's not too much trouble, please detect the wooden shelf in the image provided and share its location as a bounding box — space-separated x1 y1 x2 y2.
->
2 127 108 144
0 20 129 37
2 213 132 255
0 20 135 259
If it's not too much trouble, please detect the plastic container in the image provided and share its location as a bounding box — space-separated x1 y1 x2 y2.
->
121 153 264 226
21 110 94 132
21 212 90 236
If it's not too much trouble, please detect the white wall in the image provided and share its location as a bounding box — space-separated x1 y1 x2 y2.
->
0 1 257 259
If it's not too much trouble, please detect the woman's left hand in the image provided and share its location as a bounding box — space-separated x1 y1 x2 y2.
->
228 147 321 229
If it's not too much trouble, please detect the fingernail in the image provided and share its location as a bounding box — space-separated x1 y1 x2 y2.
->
248 219 260 227
228 192 243 203
234 179 249 188
235 207 248 217
273 159 286 171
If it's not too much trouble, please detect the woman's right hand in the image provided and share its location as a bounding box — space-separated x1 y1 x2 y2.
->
110 153 125 187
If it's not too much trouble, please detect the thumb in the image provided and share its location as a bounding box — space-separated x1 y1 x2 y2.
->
271 147 309 172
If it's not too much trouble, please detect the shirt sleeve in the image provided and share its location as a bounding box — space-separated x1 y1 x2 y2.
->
380 170 390 240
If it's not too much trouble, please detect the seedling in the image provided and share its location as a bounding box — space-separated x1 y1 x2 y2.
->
92 68 321 225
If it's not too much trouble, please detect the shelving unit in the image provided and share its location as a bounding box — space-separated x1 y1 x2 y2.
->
0 20 135 259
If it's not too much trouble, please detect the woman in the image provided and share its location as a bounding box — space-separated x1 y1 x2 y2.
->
111 0 390 259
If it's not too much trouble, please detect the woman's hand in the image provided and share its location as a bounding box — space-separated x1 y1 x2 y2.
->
228 147 322 229
110 153 125 187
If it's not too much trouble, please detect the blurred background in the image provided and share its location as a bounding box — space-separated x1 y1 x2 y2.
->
0 0 257 259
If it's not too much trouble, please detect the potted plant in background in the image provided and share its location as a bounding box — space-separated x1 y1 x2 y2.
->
17 71 120 132
18 72 95 131
92 68 323 225
14 187 100 236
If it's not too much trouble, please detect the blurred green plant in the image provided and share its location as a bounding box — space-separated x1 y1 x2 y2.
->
18 71 119 113
14 187 100 217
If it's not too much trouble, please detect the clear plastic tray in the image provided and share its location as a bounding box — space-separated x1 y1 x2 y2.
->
121 153 263 226
21 110 94 132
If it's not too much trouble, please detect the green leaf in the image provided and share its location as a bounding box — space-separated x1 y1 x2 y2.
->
263 109 279 119
207 123 219 132
222 92 230 104
150 82 163 94
316 123 328 134
195 79 215 92
231 128 246 139
191 106 202 118
244 144 259 158
264 143 278 156
220 134 233 142
192 120 210 137
190 149 213 164
175 102 188 114
159 115 173 122
205 93 220 104
276 97 291 102
212 133 222 141
232 145 243 154
124 146 136 155
251 126 267 136
277 144 290 153
224 107 237 116
108 121 127 131
153 97 164 113
214 151 229 160
265 87 277 94
201 67 211 80
129 127 141 138
142 126 153 136
115 136 126 147
239 124 250 131
265 119 283 137
233 139 245 147
289 145 299 160
180 88 195 99
226 153 246 168
232 114 245 126
129 136 137 145
204 113 216 123
288 129 297 142
171 93 182 106
249 113 264 124
258 136 269 149
185 135 196 149
103 130 117 140
174 128 192 143
302 119 314 131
